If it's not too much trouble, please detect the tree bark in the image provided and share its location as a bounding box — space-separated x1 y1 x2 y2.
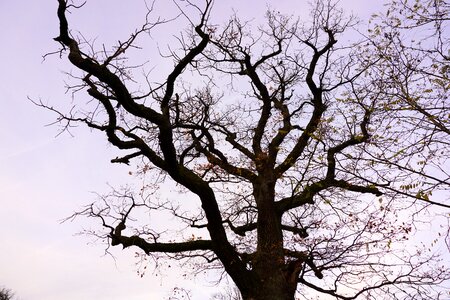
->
242 172 297 300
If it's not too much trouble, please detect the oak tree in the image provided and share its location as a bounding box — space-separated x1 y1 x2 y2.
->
44 0 450 299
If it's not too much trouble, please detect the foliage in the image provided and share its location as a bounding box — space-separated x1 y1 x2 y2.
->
366 0 450 207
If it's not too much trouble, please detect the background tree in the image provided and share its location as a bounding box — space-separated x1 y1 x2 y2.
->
0 287 15 300
43 0 449 299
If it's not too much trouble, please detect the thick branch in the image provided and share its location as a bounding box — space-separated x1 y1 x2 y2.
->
55 0 164 126
275 29 338 176
158 24 210 167
276 179 381 213
110 233 213 254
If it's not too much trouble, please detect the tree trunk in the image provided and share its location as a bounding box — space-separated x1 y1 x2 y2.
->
242 174 297 300
243 276 296 300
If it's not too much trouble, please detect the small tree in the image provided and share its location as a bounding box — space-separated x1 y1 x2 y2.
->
44 0 449 299
0 287 15 300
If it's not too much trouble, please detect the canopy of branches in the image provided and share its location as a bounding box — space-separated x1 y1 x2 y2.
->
43 0 449 299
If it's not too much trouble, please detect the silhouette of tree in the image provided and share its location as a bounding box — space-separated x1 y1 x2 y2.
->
0 287 15 300
41 0 449 299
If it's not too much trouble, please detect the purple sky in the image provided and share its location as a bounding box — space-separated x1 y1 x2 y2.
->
0 1 387 299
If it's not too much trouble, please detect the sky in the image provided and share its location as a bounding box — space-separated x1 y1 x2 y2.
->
0 1 389 299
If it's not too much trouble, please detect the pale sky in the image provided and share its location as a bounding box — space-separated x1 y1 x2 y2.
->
0 1 388 299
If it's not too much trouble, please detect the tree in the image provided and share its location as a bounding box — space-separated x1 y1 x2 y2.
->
43 0 449 299
0 287 15 300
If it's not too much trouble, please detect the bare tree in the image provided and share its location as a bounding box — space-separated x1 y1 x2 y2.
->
42 0 450 299
0 287 15 300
